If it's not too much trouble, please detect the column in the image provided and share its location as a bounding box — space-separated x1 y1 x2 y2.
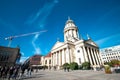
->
58 51 61 66
72 29 74 36
75 30 78 38
66 47 70 63
82 46 88 62
69 48 72 62
90 48 96 65
54 52 56 66
96 50 102 65
95 49 100 65
64 48 66 63
68 48 71 63
56 52 58 66
54 53 56 66
93 49 99 65
60 50 62 66
69 29 72 37
53 53 55 66
87 47 93 65
62 49 65 65
74 30 77 38
51 53 53 66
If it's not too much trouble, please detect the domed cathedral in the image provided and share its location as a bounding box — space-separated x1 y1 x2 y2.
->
50 17 103 70
64 17 80 42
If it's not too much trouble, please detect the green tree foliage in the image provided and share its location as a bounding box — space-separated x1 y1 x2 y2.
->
82 62 91 70
111 59 119 66
69 62 78 70
63 63 69 68
104 59 120 67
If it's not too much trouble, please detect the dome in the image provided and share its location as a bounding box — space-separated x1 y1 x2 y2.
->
65 17 76 28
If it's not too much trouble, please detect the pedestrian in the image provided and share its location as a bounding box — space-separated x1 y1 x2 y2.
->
13 66 19 80
8 66 14 80
63 66 66 72
27 67 32 77
18 67 22 80
67 66 70 72
1 66 5 79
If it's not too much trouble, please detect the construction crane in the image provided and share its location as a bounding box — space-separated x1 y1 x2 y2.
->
5 30 47 47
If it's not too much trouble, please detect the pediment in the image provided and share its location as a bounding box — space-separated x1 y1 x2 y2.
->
51 41 65 50
85 39 98 47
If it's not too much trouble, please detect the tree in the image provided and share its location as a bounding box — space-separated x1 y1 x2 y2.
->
63 63 70 71
105 59 120 67
69 62 78 70
111 59 119 67
63 63 69 67
82 62 91 70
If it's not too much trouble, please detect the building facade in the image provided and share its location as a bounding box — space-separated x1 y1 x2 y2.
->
50 18 102 69
29 54 42 66
41 53 52 69
100 45 120 63
0 46 20 67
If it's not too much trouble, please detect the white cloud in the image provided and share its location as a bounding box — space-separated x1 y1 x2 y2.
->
95 33 120 47
26 0 58 28
32 34 41 54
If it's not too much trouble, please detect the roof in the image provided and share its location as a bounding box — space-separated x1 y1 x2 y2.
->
85 39 98 47
64 17 76 28
45 52 52 57
51 41 65 50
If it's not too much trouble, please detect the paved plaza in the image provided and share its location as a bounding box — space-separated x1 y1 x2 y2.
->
23 70 120 80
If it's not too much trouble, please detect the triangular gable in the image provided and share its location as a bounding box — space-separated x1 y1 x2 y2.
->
85 39 98 47
51 41 64 50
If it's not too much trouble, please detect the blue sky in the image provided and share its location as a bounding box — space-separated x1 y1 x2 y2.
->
0 0 120 61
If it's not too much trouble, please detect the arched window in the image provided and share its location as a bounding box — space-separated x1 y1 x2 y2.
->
45 60 47 64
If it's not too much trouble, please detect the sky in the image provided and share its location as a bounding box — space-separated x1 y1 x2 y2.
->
0 0 120 62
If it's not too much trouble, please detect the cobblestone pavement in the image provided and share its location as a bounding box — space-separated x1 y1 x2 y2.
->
23 70 120 80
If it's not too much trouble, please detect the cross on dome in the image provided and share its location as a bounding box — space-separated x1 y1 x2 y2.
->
65 16 76 28
68 16 70 20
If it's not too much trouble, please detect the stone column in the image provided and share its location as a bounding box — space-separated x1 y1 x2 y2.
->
51 53 53 66
82 46 88 62
96 50 102 65
66 47 70 63
69 48 72 63
56 52 58 66
60 50 62 66
87 47 93 65
54 53 56 66
96 49 101 65
59 51 61 66
64 48 66 63
90 48 96 65
93 49 99 65
72 29 74 37
62 49 64 65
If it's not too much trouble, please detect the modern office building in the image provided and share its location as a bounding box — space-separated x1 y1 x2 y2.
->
100 45 120 63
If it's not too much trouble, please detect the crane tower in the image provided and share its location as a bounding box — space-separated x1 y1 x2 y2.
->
5 30 47 47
